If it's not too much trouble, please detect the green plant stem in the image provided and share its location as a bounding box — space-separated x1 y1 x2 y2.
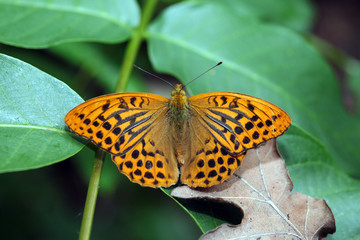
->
115 0 159 93
78 1 159 239
79 149 106 240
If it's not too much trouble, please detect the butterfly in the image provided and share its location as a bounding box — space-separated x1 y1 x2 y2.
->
65 82 291 188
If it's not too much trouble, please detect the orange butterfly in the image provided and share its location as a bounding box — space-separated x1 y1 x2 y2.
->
65 80 291 188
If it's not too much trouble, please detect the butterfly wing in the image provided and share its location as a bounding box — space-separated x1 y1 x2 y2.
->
179 111 246 188
112 109 179 188
180 92 291 188
65 93 179 188
188 92 291 154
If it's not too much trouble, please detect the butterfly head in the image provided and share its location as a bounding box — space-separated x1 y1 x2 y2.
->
172 84 186 96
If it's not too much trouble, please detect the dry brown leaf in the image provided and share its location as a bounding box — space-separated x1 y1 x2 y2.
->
172 139 336 240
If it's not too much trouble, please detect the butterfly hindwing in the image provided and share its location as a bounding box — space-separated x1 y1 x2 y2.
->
179 110 245 188
188 92 291 155
112 111 179 188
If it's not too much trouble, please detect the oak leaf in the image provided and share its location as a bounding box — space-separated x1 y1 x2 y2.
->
172 140 336 239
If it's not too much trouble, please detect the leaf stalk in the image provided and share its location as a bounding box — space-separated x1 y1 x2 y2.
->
115 0 159 93
79 0 159 239
79 149 106 240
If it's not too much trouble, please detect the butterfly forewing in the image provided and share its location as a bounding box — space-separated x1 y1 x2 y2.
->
65 93 180 188
65 93 168 156
188 92 291 155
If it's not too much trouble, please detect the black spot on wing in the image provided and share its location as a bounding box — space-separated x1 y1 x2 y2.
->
139 97 145 108
130 97 137 107
211 96 219 106
118 98 129 109
98 115 105 121
102 122 112 130
220 96 227 105
247 103 255 111
102 103 110 111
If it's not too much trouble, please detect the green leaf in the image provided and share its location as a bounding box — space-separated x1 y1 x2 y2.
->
48 42 147 92
147 1 360 174
196 0 314 32
346 59 360 117
49 42 121 91
161 187 233 234
280 127 360 239
0 0 140 48
0 53 84 172
147 2 360 237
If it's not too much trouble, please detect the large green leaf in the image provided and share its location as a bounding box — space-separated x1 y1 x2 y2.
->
147 1 360 238
147 1 360 174
0 54 84 172
0 0 140 48
197 0 314 32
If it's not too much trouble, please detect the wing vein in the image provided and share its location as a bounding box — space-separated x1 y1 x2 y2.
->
191 106 231 147
122 114 152 134
205 113 234 134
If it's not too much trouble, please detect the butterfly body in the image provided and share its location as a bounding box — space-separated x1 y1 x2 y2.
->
169 84 189 128
65 84 291 188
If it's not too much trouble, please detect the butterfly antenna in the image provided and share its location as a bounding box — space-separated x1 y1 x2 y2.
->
134 65 174 88
182 61 223 89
